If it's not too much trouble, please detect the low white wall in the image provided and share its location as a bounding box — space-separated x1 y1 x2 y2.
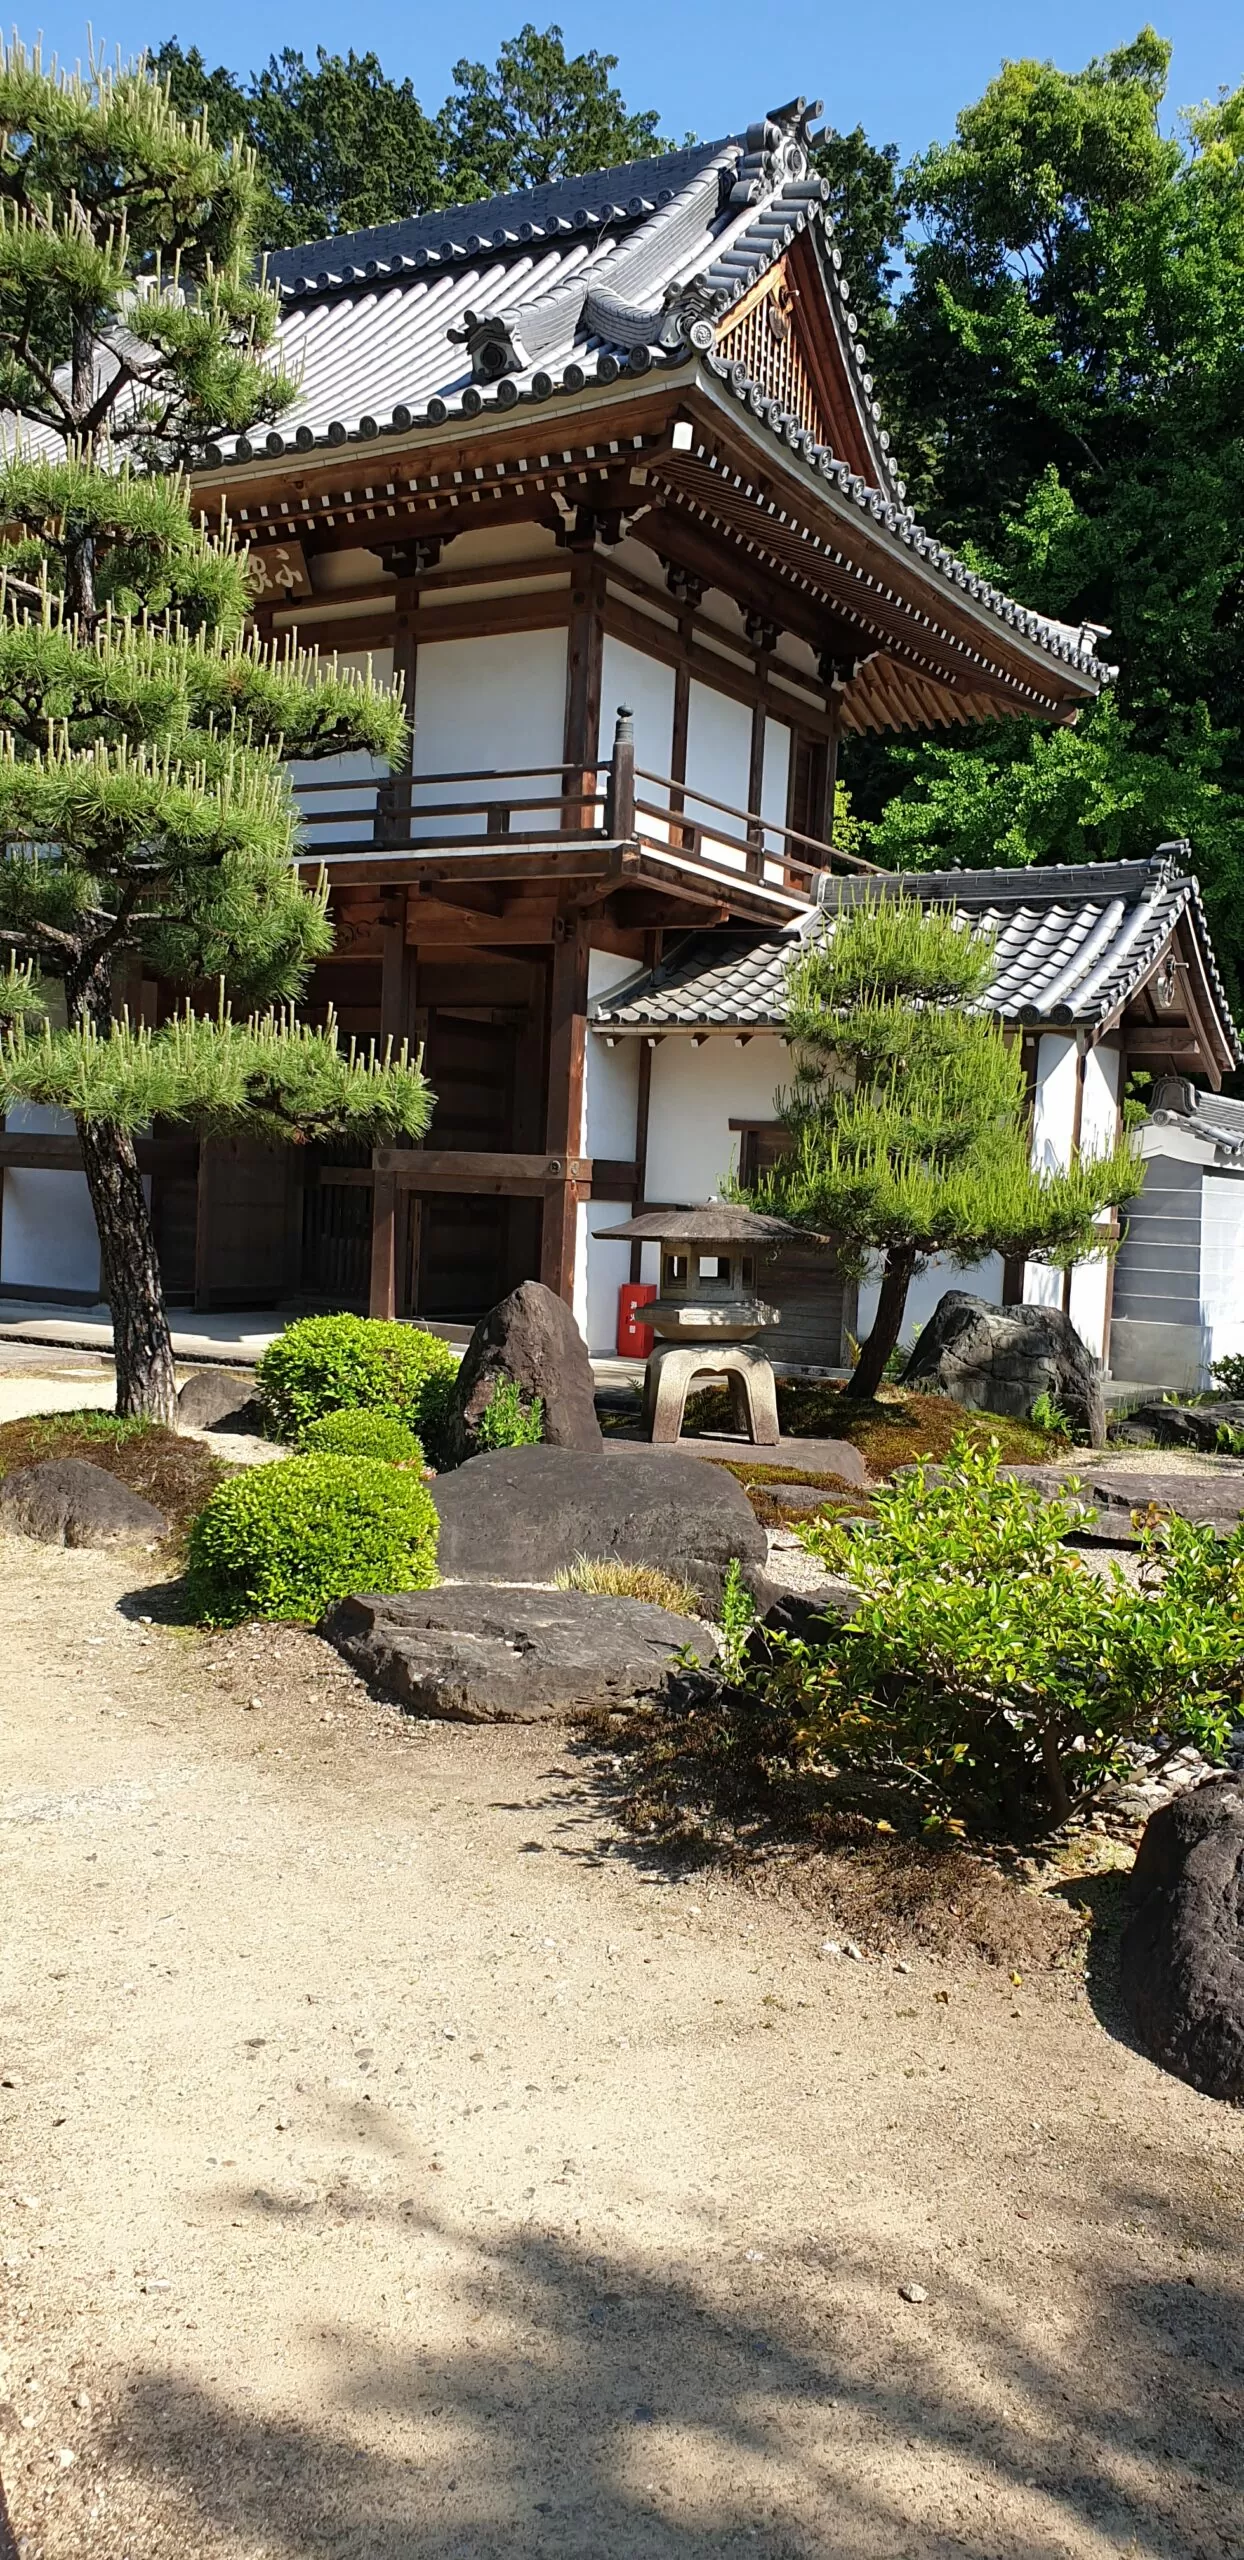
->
643 1035 788 1201
0 1105 99 1296
856 1251 1005 1353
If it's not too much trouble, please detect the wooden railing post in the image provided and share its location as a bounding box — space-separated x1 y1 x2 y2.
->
605 705 635 839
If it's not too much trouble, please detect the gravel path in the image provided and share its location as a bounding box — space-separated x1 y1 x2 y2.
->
0 1536 1241 2560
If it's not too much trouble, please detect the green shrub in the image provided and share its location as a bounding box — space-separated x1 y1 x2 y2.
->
474 1375 543 1451
1029 1389 1073 1439
1211 1354 1244 1397
766 1433 1242 1835
301 1408 424 1466
256 1315 458 1455
187 1454 439 1625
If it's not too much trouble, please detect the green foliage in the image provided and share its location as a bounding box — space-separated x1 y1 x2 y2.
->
257 1315 458 1451
778 1434 1240 1833
298 1409 425 1465
862 32 1244 991
474 1376 544 1451
1211 1354 1244 1397
1215 1424 1244 1457
745 892 1143 1392
153 25 668 245
0 1005 431 1144
438 23 668 201
187 1453 439 1624
718 1557 758 1679
1029 1390 1073 1439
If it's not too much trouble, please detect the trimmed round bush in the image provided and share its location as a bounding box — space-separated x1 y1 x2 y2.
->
301 1408 425 1466
256 1315 458 1453
187 1454 439 1625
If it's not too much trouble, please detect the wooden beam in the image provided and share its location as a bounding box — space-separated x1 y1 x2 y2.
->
0 1133 198 1173
368 1171 398 1316
541 917 590 1301
563 553 605 829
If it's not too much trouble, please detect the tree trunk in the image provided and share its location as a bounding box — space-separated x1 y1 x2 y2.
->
76 1116 178 1423
845 1243 917 1401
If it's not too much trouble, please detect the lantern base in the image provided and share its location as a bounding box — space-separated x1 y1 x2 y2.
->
641 1340 781 1446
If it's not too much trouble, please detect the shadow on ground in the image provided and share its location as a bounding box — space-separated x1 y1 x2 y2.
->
98 2164 1242 2560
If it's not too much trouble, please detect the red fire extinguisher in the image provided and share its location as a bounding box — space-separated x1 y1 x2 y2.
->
617 1282 657 1356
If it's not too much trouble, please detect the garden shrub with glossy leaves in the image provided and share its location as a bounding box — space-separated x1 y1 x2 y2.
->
474 1375 544 1451
768 1434 1242 1834
256 1314 457 1455
300 1407 425 1466
187 1453 439 1624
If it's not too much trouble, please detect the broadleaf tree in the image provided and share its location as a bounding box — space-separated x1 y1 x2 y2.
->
744 894 1144 1400
0 44 433 1420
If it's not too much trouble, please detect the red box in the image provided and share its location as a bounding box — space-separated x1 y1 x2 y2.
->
616 1281 657 1357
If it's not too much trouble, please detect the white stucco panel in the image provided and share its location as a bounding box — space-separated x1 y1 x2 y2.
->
642 1036 789 1203
409 628 567 835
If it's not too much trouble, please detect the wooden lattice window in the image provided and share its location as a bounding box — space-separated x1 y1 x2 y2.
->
716 271 831 445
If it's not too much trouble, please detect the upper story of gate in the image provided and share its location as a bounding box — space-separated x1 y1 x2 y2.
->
180 99 1115 939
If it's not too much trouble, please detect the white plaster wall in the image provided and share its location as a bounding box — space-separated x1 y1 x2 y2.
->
409 628 567 834
291 647 395 849
1022 1032 1078 1310
644 1036 789 1200
580 954 643 1354
1200 1171 1244 1367
1067 1046 1121 1357
599 637 675 791
761 717 792 881
684 680 752 870
0 1104 99 1295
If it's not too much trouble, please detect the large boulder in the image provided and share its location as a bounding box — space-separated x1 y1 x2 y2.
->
324 1584 716 1722
1119 1775 1244 2101
430 1444 772 1614
0 1457 166 1547
177 1366 264 1434
444 1280 601 1466
900 1290 1106 1445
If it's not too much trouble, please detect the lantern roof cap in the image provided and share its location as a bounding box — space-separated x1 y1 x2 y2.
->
595 1204 803 1244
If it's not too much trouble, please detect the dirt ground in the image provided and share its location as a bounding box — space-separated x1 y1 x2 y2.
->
0 1534 1241 2560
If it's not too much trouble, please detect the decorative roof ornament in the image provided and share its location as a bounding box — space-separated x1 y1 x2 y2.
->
727 98 823 208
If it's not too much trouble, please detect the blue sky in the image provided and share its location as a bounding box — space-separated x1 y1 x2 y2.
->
22 1 1244 160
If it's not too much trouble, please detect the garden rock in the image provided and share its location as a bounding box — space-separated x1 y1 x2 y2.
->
750 1582 861 1657
1119 1775 1244 2101
324 1585 717 1722
0 1458 166 1547
999 1464 1244 1543
177 1366 264 1434
444 1280 601 1465
900 1290 1106 1444
1117 1398 1244 1454
430 1443 772 1613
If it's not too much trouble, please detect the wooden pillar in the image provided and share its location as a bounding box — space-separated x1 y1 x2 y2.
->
563 553 604 828
371 892 415 1319
629 1035 655 1285
540 917 590 1302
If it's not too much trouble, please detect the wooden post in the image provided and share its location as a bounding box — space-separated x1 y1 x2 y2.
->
562 553 604 829
368 1169 398 1319
747 695 767 878
540 917 590 1302
629 1033 654 1285
372 893 415 1318
604 706 636 839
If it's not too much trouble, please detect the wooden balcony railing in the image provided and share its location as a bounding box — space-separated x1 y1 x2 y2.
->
292 707 874 898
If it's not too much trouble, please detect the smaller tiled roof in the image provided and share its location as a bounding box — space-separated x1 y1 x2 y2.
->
591 854 1241 1062
1148 1082 1244 1152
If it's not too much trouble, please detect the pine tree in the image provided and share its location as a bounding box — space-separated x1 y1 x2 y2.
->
746 894 1144 1400
0 44 432 1419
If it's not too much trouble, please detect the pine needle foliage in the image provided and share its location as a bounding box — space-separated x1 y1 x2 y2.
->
0 47 427 1420
745 894 1144 1398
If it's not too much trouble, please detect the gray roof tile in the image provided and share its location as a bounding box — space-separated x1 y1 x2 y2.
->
590 855 1240 1061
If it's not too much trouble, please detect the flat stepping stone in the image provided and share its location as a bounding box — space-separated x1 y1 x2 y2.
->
324 1584 717 1723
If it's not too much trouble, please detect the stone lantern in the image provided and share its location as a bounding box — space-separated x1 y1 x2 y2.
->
596 1204 802 1444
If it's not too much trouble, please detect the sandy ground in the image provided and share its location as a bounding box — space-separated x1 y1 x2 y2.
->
0 1532 1241 2560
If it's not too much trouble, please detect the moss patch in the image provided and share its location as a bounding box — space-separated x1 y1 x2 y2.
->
0 1409 227 1541
684 1377 1059 1476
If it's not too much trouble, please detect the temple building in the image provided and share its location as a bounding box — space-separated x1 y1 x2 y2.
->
1 99 1236 1376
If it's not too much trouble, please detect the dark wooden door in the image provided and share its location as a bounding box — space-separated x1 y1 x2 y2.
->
417 1011 524 1318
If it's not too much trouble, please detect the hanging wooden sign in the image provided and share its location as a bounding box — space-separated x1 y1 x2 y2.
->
244 537 313 604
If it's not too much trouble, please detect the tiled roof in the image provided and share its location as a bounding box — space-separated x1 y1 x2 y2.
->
4 100 1115 697
591 854 1241 1062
